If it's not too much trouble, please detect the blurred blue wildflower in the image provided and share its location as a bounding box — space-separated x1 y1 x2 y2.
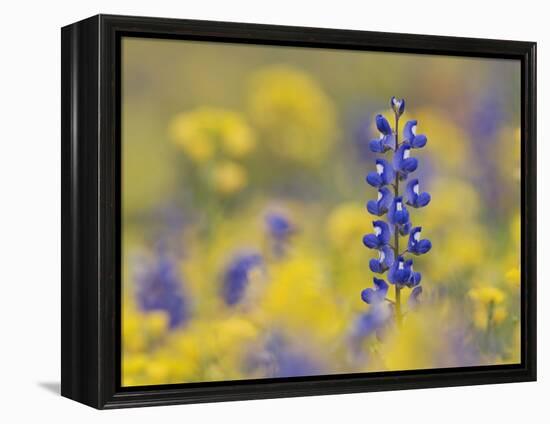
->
247 333 323 378
405 178 431 208
135 247 190 329
367 187 393 216
350 302 392 346
265 211 295 257
471 94 505 139
407 285 423 308
222 251 263 306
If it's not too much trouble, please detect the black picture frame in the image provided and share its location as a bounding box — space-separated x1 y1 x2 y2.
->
61 14 537 409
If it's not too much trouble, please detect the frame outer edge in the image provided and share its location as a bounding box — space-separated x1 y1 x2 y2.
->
61 14 103 409
526 41 537 381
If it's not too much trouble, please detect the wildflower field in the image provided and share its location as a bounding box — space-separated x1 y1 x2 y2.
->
121 37 521 386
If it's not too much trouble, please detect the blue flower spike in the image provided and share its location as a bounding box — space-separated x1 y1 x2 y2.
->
369 245 395 273
391 96 405 117
405 178 431 208
360 96 431 330
408 227 432 255
362 220 391 249
366 158 394 188
366 187 393 216
361 277 389 305
393 142 418 180
369 114 396 153
403 120 427 149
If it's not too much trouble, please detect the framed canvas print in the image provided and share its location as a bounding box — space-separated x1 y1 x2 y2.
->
61 14 536 409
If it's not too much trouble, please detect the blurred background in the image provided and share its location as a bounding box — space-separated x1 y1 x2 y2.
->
121 36 521 387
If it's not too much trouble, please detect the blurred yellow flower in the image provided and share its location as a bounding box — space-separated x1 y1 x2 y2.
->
469 286 507 330
505 267 520 288
326 203 367 250
413 108 469 174
258 256 343 342
510 212 521 248
170 107 256 162
248 66 337 165
212 160 248 195
122 353 148 382
473 305 507 330
468 286 506 305
420 178 480 228
123 308 169 353
497 126 521 182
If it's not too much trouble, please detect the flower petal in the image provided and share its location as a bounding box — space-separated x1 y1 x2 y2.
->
362 234 379 249
375 114 392 135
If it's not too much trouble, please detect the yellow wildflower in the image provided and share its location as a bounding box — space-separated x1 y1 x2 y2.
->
468 286 506 305
169 107 256 162
326 203 368 250
212 160 247 194
248 65 337 165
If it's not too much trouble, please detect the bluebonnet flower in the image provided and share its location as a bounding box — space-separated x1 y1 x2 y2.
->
388 256 420 289
222 251 263 306
388 196 409 225
366 158 394 188
362 220 391 249
135 249 190 329
362 97 431 328
402 120 427 148
388 255 411 288
408 227 432 255
405 178 431 208
369 245 394 273
391 96 405 117
265 211 295 257
393 142 418 180
361 277 389 304
367 187 393 216
369 114 396 153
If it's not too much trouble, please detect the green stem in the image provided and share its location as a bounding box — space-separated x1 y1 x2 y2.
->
484 300 495 350
394 113 403 328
